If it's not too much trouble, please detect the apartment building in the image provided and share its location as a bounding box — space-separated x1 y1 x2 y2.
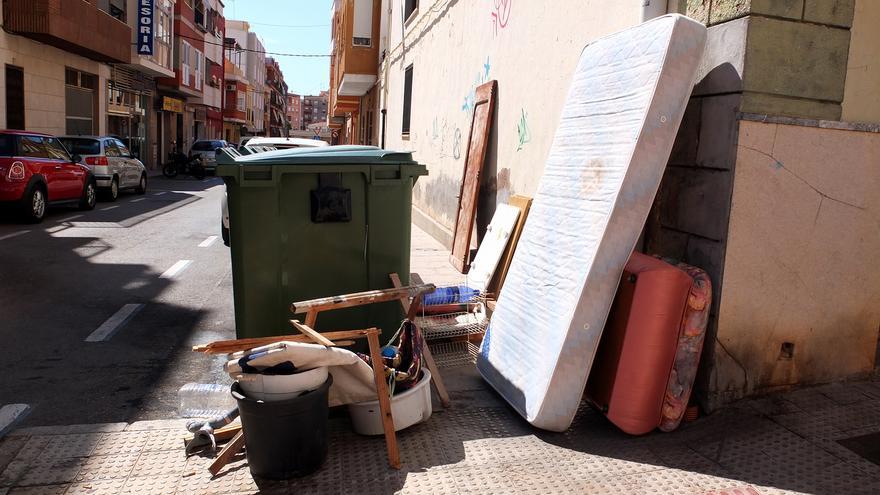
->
302 92 328 128
199 0 226 140
286 93 303 132
226 20 266 137
222 37 247 144
265 58 287 137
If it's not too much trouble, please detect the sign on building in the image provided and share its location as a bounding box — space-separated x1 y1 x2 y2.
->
138 0 155 56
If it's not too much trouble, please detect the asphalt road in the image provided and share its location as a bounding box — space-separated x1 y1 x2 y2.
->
0 176 237 427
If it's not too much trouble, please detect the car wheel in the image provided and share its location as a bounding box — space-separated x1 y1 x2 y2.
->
163 163 178 178
221 224 230 246
135 173 147 194
105 177 119 201
22 184 47 223
79 180 97 210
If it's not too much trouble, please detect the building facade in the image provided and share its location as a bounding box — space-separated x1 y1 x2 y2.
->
199 0 226 141
0 1 128 137
265 58 287 137
286 93 303 132
226 20 266 137
222 36 247 144
328 0 380 145
155 0 207 157
363 0 880 410
302 92 328 128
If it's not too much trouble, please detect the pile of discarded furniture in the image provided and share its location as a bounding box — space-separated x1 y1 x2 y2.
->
183 13 713 481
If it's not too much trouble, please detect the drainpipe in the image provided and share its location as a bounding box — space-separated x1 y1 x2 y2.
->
380 0 393 149
640 0 668 22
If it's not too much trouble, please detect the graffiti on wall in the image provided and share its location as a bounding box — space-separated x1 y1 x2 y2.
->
462 57 491 114
491 0 511 36
516 108 531 151
453 128 462 160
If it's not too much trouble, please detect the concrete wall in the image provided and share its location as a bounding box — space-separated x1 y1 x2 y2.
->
0 11 110 135
378 0 643 244
707 118 880 405
841 0 880 124
686 0 855 121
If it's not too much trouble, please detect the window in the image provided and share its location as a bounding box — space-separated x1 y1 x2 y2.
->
0 134 15 156
43 138 71 161
194 50 204 90
194 0 205 29
19 136 47 158
114 139 131 157
104 140 121 157
404 0 418 22
181 41 191 85
65 68 97 135
59 138 100 156
402 65 413 135
353 0 372 47
237 93 246 112
154 1 173 68
5 65 24 130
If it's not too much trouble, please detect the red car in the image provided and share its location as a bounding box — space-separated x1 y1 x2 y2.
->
0 130 97 222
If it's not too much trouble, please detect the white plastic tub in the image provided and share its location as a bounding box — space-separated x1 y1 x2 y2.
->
235 366 329 402
347 369 432 435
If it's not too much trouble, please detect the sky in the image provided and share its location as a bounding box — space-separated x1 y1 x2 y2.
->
224 0 332 96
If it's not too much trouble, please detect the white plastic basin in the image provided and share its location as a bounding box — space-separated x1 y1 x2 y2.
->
235 366 329 402
347 369 432 435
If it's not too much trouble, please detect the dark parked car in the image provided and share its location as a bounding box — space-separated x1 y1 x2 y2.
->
0 130 97 222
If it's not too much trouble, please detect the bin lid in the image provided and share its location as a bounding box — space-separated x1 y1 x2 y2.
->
216 145 418 167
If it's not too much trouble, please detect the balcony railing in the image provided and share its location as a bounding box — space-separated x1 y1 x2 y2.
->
3 0 132 63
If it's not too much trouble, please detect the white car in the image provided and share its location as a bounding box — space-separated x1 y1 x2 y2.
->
60 136 147 200
190 139 231 174
241 136 330 151
221 139 330 246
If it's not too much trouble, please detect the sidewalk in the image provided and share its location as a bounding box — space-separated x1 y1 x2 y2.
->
2 225 879 494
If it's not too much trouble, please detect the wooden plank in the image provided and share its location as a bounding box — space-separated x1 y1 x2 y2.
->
193 328 378 354
449 79 498 274
290 284 435 314
183 423 241 446
389 273 451 408
304 309 318 328
208 430 246 477
290 320 335 346
367 330 401 469
486 195 532 296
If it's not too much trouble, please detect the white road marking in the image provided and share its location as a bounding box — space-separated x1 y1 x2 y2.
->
0 231 29 241
84 304 145 342
0 404 30 438
57 214 83 223
45 225 66 234
153 191 166 196
130 198 145 203
198 236 218 248
160 259 193 279
101 205 119 211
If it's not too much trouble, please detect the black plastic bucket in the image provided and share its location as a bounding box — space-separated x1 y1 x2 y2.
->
232 375 332 479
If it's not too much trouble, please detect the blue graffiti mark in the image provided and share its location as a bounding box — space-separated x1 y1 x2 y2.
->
483 56 491 80
461 58 491 114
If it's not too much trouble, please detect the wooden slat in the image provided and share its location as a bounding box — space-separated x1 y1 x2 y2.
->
449 79 498 274
486 195 533 296
183 423 241 446
290 284 435 314
304 309 318 328
290 320 335 346
389 273 451 408
367 330 401 469
193 328 378 354
208 430 246 477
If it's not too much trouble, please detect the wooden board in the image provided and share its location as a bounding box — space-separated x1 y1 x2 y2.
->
449 80 497 274
466 204 520 293
486 195 532 296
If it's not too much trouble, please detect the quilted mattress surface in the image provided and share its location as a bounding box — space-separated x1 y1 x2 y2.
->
476 14 706 431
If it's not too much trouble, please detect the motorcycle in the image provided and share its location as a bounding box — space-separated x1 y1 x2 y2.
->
162 151 206 180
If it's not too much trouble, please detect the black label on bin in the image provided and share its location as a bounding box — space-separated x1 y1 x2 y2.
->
311 186 352 223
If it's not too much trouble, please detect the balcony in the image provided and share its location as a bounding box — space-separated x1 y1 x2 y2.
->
330 0 379 115
3 0 132 63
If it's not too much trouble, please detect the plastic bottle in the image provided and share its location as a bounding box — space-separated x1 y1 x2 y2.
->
422 285 480 306
178 383 237 419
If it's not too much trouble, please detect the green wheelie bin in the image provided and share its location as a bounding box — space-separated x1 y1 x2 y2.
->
216 146 428 348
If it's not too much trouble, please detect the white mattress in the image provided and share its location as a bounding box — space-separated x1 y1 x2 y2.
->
476 14 706 432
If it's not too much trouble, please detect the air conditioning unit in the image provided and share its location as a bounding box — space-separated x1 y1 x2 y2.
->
226 84 235 91
353 37 371 47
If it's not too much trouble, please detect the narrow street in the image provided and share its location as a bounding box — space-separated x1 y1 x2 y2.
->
0 176 235 427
